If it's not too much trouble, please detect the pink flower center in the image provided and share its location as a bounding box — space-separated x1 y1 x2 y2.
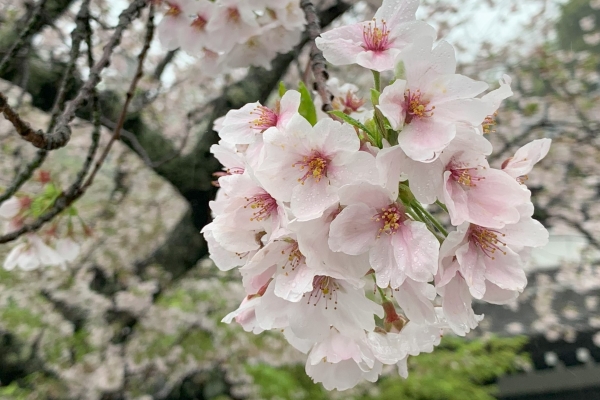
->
333 91 365 114
244 192 278 221
306 275 339 309
449 167 485 187
482 112 497 134
372 204 405 237
227 7 241 23
249 105 278 131
279 241 305 274
191 15 208 31
292 152 329 184
469 225 507 260
165 2 181 16
404 89 435 123
362 19 391 52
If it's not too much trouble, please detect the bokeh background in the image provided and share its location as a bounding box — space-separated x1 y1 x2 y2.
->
0 0 599 399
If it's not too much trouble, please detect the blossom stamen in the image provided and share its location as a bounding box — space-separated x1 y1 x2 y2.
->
372 204 404 237
165 2 181 16
191 15 208 31
404 89 434 123
450 168 485 187
470 225 507 260
305 275 339 309
279 242 304 275
482 112 498 134
227 7 241 23
292 152 329 184
249 105 278 131
244 192 278 221
362 19 390 52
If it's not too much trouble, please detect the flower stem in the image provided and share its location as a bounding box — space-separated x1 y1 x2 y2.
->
372 70 381 92
412 201 448 237
435 200 449 213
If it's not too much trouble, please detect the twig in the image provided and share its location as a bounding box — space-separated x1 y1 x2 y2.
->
17 0 148 151
80 5 155 191
0 6 153 244
0 0 91 208
300 0 333 113
0 0 47 75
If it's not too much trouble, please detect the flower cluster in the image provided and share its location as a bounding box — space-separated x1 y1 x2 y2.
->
204 0 551 391
0 172 87 271
156 0 305 75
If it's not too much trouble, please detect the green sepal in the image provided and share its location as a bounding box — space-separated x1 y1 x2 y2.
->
298 81 317 126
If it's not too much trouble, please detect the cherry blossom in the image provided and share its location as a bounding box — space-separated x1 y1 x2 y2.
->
315 0 435 71
502 138 552 182
329 182 439 289
256 115 377 221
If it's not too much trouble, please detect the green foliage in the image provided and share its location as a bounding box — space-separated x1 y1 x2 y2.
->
247 336 528 400
361 336 529 400
298 82 317 126
279 81 287 97
329 111 377 143
556 0 600 53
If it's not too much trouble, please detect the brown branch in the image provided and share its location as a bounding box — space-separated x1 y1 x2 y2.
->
300 0 333 113
0 0 91 208
0 0 48 75
0 6 155 244
6 0 148 151
0 91 46 146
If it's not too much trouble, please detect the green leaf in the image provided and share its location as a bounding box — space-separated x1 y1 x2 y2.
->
371 88 380 106
298 81 317 126
278 81 286 97
329 111 377 143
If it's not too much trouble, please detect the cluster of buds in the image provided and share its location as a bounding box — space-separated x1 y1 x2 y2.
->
204 0 551 391
156 0 305 75
0 171 89 271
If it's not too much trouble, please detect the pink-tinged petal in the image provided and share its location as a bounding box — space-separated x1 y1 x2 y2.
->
406 158 444 205
274 264 316 302
398 36 454 86
463 169 530 229
443 171 469 226
320 118 361 156
481 281 519 305
157 15 188 51
393 220 439 283
17 249 40 271
441 275 479 336
30 235 63 266
502 138 552 179
501 216 549 248
329 203 379 255
329 151 378 187
370 235 406 288
338 182 392 209
378 79 408 130
395 280 437 324
56 238 80 262
433 98 492 126
481 74 513 112
290 178 338 221
316 24 364 66
456 241 486 299
398 118 456 162
0 197 21 219
376 146 409 199
3 243 26 270
483 247 527 292
277 90 301 128
203 229 247 271
211 217 261 253
425 74 488 103
450 124 493 156
356 48 402 72
374 0 419 24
